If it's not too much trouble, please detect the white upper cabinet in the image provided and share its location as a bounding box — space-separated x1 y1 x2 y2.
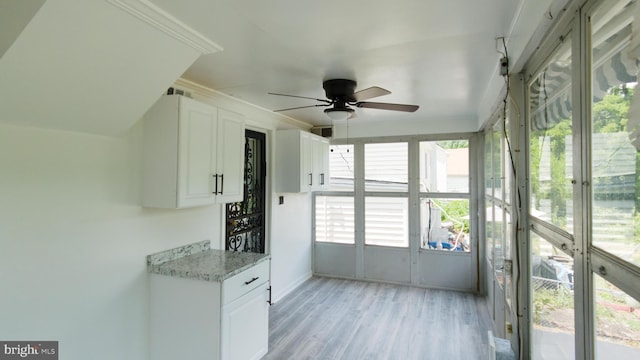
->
276 129 330 193
177 98 218 207
142 95 245 208
312 136 329 188
300 131 314 192
215 109 245 203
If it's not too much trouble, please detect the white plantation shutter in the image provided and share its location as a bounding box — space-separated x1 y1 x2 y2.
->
364 197 408 247
315 196 354 244
365 143 408 191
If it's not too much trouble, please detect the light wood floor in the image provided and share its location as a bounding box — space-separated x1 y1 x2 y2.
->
264 276 492 360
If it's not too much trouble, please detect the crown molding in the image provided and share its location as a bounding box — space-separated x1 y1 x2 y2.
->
106 0 223 54
174 78 312 130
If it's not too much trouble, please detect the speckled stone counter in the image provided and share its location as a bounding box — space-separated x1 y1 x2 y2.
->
147 240 270 282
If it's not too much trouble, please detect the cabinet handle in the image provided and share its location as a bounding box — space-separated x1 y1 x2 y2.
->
267 286 272 306
220 174 224 194
320 173 325 185
244 276 259 285
309 173 313 186
212 174 218 194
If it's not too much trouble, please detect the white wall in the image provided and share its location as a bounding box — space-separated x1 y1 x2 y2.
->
0 84 314 359
0 121 220 359
269 192 313 303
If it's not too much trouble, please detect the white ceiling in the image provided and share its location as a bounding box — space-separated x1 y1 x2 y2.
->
152 0 524 130
1 0 556 135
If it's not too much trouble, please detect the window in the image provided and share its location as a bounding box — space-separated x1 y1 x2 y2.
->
594 274 640 358
589 4 640 357
504 112 513 204
493 123 504 200
419 140 469 193
328 144 354 191
315 195 354 244
485 103 517 336
485 133 494 196
316 138 474 251
529 40 573 232
531 231 575 360
364 197 408 247
486 201 495 261
419 140 471 252
590 2 640 268
493 203 505 286
420 198 470 251
486 129 495 261
365 142 408 192
497 1 640 358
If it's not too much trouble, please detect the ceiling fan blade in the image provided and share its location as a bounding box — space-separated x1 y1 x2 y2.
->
274 104 331 112
355 102 419 112
353 86 391 101
268 92 331 104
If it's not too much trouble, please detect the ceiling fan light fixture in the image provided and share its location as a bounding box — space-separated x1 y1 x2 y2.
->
324 107 354 121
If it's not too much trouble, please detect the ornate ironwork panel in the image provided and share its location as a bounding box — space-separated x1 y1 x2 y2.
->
226 130 266 253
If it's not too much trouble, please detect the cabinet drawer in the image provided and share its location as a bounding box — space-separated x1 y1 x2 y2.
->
223 260 269 304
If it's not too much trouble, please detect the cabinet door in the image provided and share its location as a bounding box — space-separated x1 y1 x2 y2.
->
312 137 329 190
221 283 269 360
300 132 313 192
321 140 329 188
216 109 245 203
177 98 217 208
275 129 303 193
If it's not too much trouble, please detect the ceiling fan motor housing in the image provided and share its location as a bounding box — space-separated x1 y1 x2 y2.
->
323 79 357 102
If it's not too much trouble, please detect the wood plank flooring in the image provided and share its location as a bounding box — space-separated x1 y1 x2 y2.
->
264 277 492 360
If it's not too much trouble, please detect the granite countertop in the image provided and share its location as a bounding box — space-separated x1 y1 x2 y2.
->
147 240 270 282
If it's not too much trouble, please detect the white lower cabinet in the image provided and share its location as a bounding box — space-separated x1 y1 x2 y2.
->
149 260 270 360
222 283 270 360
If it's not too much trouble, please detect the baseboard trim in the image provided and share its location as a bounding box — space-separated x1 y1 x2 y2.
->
313 272 476 293
272 272 312 304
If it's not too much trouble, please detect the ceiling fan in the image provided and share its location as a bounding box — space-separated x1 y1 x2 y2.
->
269 79 419 121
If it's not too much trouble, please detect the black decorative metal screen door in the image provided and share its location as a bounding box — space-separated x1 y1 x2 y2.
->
226 130 266 253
